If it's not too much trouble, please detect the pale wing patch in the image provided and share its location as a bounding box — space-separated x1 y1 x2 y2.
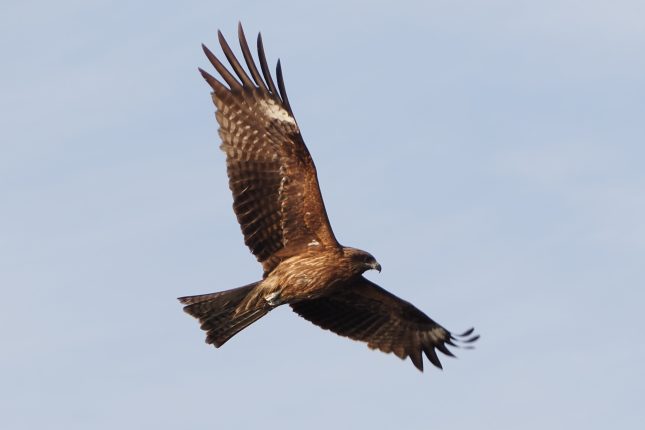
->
264 291 282 306
429 326 448 342
258 99 297 126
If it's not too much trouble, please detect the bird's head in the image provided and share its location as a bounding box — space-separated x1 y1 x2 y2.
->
344 247 381 274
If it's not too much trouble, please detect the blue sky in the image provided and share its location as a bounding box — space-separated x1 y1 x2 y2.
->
2 1 644 428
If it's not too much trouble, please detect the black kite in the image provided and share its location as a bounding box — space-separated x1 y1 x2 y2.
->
179 24 479 371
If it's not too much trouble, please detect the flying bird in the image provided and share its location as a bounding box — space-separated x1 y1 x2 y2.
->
179 24 479 371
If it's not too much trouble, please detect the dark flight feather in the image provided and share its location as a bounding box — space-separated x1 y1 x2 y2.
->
276 60 293 115
257 33 280 97
202 44 241 90
217 29 255 88
237 23 267 91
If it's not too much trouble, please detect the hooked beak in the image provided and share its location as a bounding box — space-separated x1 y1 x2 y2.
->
371 261 382 273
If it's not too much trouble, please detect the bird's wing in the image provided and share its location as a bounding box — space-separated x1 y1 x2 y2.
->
200 24 339 275
290 276 479 371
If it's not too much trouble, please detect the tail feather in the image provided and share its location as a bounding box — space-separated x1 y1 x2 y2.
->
179 282 268 347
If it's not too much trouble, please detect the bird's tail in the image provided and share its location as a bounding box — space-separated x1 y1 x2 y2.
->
178 282 268 347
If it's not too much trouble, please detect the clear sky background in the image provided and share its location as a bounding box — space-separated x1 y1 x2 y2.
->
2 1 644 429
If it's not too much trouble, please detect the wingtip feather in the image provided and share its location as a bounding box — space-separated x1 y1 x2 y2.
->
458 327 475 337
423 345 443 369
237 24 267 91
202 42 241 89
198 67 225 92
409 348 424 372
276 59 293 114
257 32 279 96
451 328 480 346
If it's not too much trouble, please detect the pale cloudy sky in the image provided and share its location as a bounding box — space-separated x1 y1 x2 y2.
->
1 1 644 429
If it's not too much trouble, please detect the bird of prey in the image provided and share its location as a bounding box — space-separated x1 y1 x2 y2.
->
179 24 479 372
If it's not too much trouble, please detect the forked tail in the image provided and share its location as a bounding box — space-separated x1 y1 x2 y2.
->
178 282 268 347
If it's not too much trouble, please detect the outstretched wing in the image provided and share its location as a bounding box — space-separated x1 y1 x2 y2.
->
290 276 479 371
200 24 338 274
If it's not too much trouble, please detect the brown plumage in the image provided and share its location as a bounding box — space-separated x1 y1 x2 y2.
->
178 23 479 372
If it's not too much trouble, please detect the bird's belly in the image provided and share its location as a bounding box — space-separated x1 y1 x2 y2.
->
263 255 351 302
